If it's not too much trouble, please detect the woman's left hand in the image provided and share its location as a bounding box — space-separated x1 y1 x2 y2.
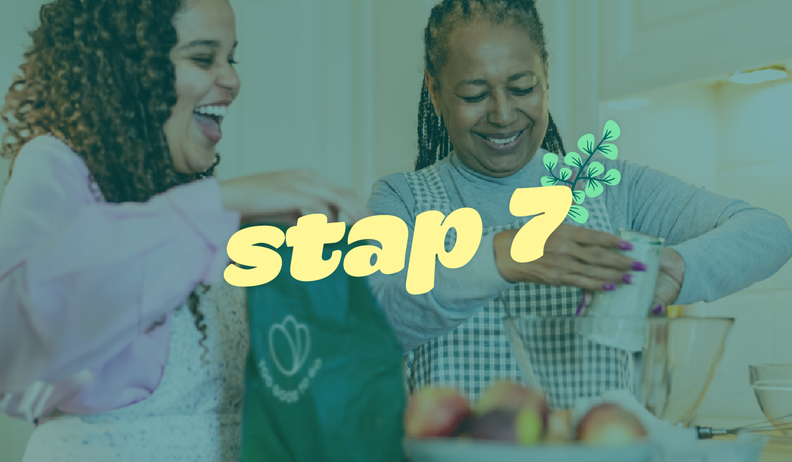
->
577 247 686 316
649 248 686 316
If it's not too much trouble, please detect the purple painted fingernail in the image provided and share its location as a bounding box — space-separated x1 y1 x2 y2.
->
618 241 634 251
603 282 616 291
622 274 632 284
652 304 663 315
632 261 647 272
576 302 583 316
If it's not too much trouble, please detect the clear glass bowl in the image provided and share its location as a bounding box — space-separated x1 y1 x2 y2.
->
749 363 792 438
503 316 734 427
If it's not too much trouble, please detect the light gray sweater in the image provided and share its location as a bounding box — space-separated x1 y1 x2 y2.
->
366 150 792 352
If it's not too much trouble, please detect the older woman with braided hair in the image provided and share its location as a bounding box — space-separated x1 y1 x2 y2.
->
367 0 792 402
0 0 367 460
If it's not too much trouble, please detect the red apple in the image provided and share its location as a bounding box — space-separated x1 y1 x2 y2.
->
404 387 471 438
476 381 547 415
575 403 647 446
475 381 549 431
466 381 549 445
467 407 543 445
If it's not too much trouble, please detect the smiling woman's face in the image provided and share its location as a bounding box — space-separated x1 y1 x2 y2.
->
426 20 549 178
165 0 240 174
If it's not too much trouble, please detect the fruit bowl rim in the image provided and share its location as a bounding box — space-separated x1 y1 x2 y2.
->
502 315 735 324
403 435 653 449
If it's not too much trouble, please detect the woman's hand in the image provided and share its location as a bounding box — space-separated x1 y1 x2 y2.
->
570 246 686 317
649 247 686 315
493 224 646 292
219 170 370 225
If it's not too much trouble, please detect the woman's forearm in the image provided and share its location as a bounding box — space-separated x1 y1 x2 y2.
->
622 161 792 304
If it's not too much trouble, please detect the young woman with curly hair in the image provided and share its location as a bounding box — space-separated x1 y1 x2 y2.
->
0 0 367 459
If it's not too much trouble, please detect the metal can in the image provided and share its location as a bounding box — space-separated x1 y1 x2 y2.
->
580 229 665 351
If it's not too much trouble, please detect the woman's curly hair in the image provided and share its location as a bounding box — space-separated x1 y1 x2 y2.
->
1 0 218 360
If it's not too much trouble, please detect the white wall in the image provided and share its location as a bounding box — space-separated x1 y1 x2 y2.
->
217 0 361 191
0 0 49 206
598 82 721 192
367 0 436 182
218 0 441 201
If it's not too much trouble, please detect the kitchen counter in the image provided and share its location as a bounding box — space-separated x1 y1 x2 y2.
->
758 441 792 462
709 434 792 462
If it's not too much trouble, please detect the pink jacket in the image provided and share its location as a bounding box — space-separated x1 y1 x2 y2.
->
0 135 240 422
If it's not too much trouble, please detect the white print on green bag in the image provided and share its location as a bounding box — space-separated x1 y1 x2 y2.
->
257 315 323 404
269 316 310 377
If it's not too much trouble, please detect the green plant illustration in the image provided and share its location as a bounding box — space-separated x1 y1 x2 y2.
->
540 120 622 224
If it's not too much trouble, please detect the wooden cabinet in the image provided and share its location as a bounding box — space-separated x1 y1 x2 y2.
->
599 0 792 100
540 0 792 145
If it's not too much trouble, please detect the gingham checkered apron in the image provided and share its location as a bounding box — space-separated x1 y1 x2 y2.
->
402 164 632 407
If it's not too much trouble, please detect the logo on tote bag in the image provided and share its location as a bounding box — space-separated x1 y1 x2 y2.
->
257 315 322 404
269 316 310 377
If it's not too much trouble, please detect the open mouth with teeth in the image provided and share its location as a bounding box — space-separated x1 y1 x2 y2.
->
193 105 228 143
477 129 526 150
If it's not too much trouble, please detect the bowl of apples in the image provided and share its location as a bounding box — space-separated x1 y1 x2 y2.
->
403 315 736 461
403 381 653 462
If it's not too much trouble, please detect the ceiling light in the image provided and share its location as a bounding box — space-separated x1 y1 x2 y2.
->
729 65 787 85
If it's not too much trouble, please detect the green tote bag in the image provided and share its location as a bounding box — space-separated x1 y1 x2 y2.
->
238 223 406 462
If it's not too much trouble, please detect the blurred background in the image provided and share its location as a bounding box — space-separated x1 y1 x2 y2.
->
1 0 790 460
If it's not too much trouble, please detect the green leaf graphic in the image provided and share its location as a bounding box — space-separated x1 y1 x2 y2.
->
585 178 604 198
603 120 621 142
601 169 621 185
588 161 604 178
572 190 586 205
597 143 619 160
541 176 558 186
568 205 589 224
564 152 584 169
577 134 596 155
559 168 572 181
543 152 559 172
